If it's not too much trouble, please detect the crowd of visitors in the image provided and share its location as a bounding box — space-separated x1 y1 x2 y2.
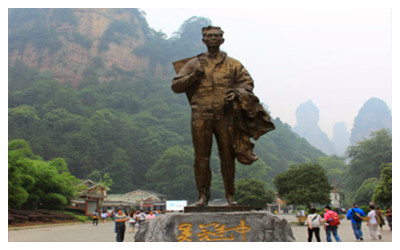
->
91 209 164 242
304 203 392 242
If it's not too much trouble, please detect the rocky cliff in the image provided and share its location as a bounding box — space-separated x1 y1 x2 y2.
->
292 100 336 155
350 97 392 145
8 9 158 88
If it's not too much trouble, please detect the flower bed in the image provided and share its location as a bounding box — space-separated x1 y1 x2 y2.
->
8 209 77 226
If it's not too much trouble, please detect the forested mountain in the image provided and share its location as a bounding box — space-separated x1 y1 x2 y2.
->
350 97 392 145
8 8 326 199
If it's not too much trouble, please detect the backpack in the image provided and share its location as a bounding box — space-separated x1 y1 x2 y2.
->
329 211 341 226
311 214 321 227
352 209 364 222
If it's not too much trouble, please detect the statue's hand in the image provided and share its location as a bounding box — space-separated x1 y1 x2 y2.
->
194 65 204 78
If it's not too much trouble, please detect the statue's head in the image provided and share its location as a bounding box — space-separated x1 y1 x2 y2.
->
202 26 224 38
202 26 224 48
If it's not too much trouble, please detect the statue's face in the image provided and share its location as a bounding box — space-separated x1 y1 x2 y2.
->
202 29 224 47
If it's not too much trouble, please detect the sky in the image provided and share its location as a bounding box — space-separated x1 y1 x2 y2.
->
141 7 392 138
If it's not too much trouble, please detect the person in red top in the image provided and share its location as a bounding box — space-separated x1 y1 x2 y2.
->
145 210 156 220
324 205 341 242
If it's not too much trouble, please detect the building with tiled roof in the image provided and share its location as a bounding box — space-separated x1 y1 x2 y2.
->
71 179 109 216
105 189 167 211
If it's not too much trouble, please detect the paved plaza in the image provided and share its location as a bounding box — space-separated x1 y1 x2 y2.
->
278 214 392 242
8 213 392 242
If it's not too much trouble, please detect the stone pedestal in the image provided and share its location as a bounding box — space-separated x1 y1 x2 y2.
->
134 211 295 242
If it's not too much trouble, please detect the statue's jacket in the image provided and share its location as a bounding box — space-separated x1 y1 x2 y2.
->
172 51 274 164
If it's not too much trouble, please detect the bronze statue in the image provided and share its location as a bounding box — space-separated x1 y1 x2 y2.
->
172 26 275 206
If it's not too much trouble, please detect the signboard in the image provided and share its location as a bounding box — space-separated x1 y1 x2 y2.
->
166 200 187 211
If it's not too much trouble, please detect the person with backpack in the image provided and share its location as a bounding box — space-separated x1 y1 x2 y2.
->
304 207 324 242
376 207 385 237
324 205 341 242
346 203 365 241
92 211 99 226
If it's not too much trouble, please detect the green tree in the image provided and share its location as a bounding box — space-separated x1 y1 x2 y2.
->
106 148 134 193
8 139 80 210
373 163 392 206
8 139 38 209
314 156 347 187
236 158 273 186
145 146 197 200
274 163 332 209
344 129 392 191
87 170 114 189
353 178 380 206
234 179 274 209
8 105 41 140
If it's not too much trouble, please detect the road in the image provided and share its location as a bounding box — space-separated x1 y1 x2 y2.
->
8 214 392 242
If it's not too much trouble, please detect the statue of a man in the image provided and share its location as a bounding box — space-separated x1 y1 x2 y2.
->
172 26 274 206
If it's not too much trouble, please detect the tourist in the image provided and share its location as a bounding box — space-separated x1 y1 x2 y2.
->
304 208 324 242
324 205 341 242
376 207 385 236
367 205 380 240
135 210 146 227
128 211 136 233
101 210 108 224
114 208 127 242
385 206 392 231
146 210 156 220
346 203 365 241
92 211 98 226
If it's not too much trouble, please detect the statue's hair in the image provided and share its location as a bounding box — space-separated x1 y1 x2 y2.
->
202 26 224 37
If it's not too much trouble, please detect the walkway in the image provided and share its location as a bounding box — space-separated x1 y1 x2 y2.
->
277 214 392 242
8 221 136 242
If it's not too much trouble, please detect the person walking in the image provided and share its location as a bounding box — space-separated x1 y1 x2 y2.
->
385 206 392 231
367 205 380 240
101 211 108 224
376 207 385 238
114 208 127 242
128 211 136 233
304 208 324 242
346 203 365 241
324 205 341 242
92 211 99 226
